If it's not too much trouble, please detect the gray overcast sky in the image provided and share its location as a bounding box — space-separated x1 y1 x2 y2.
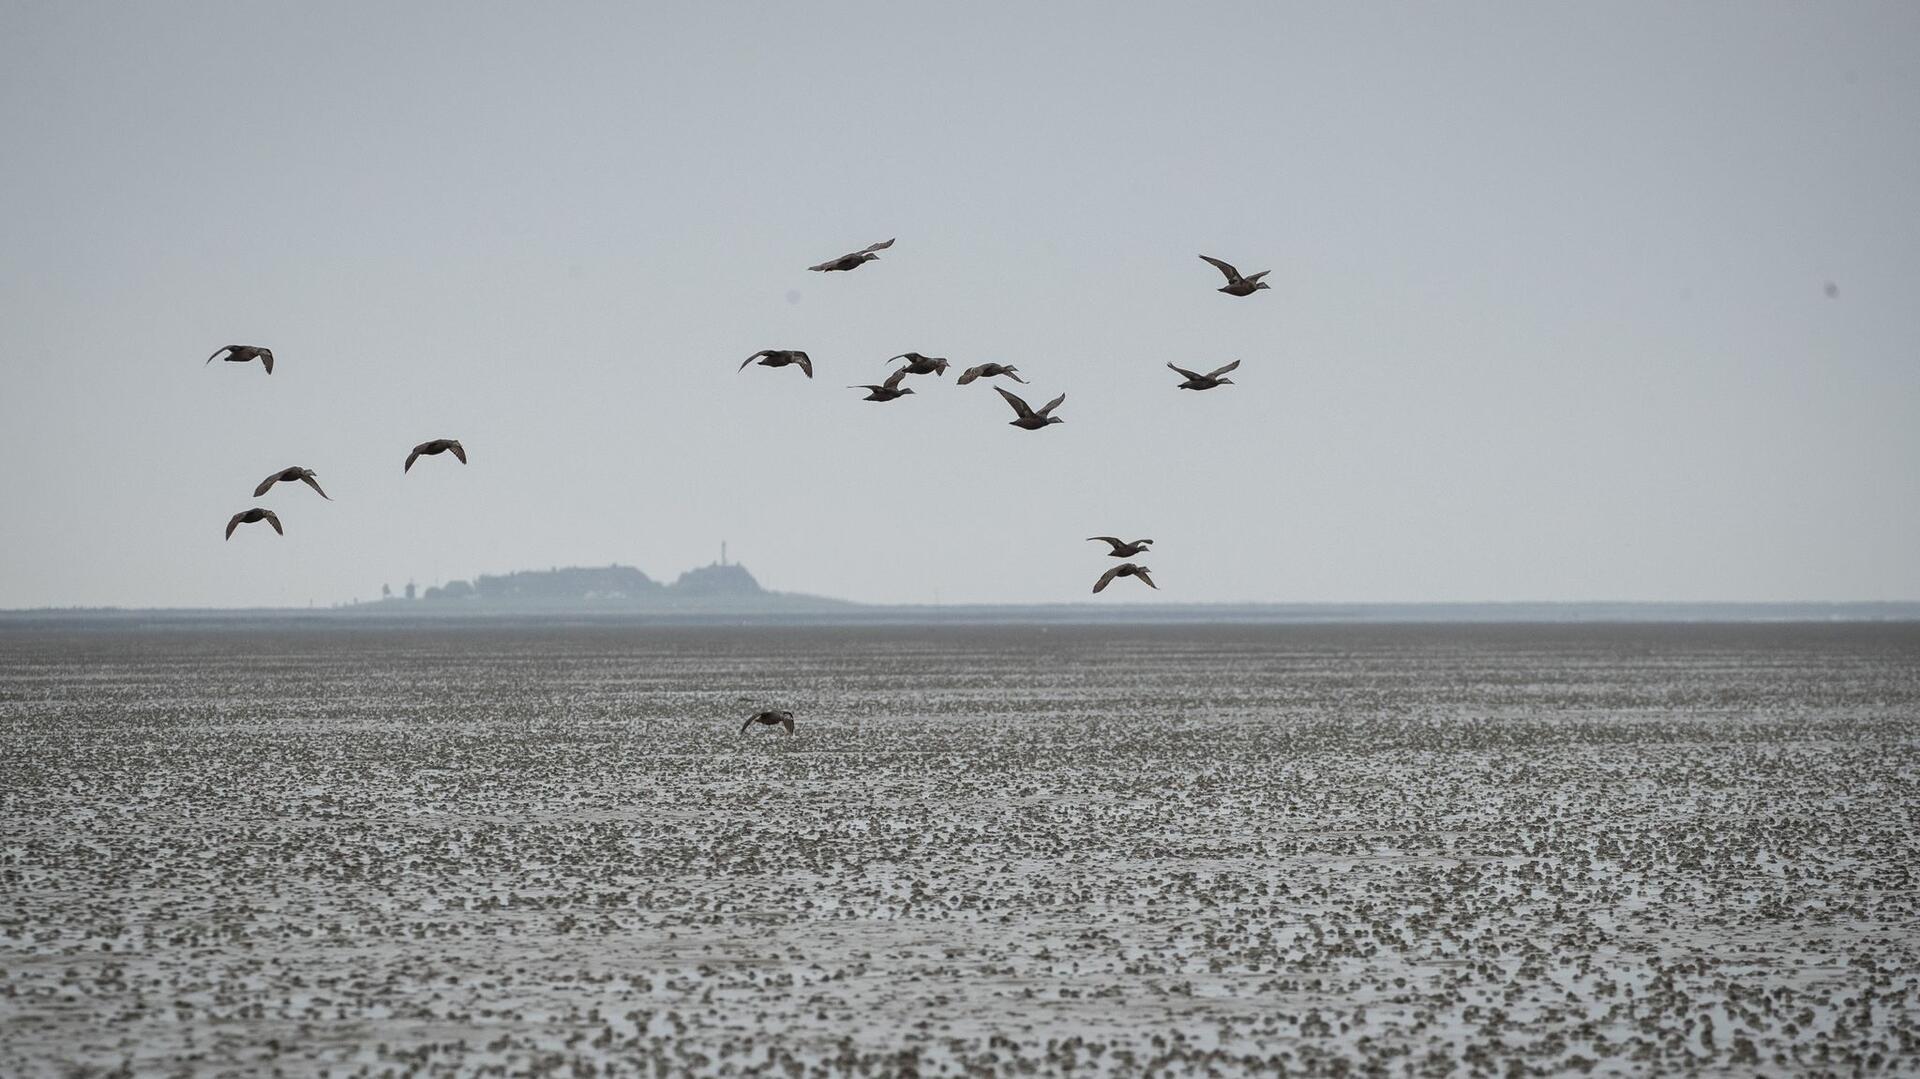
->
2 2 1916 608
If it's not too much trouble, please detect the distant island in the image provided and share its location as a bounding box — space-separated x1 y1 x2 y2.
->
379 561 857 614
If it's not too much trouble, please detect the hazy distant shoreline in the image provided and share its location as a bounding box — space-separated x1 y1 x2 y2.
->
4 600 1917 627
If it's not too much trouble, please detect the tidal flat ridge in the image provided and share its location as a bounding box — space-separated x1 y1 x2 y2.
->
3 623 1917 1075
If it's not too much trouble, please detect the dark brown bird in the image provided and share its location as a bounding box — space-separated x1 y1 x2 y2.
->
740 709 796 735
225 508 282 540
1093 562 1156 593
254 467 330 500
887 352 950 377
809 239 894 272
405 439 467 473
1088 536 1153 558
206 345 274 373
1198 255 1271 297
996 387 1065 430
956 363 1027 385
741 350 813 378
851 367 915 402
1168 359 1240 390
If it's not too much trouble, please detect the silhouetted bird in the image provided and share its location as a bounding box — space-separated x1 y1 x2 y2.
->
996 387 1065 430
851 367 915 402
206 345 274 374
740 350 814 378
1093 563 1156 593
809 239 894 272
1198 255 1271 297
405 439 467 473
741 709 796 735
254 466 330 500
1168 359 1240 390
887 352 950 376
225 508 282 540
956 363 1027 385
1088 536 1153 558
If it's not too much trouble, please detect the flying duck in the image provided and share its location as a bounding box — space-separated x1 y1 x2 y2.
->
225 508 283 540
809 239 894 272
1093 563 1156 593
206 345 274 374
741 350 814 378
1168 359 1240 390
254 467 330 500
996 387 1065 430
741 709 796 735
886 353 950 377
956 363 1027 385
851 367 915 402
405 439 467 473
1088 536 1153 558
1198 255 1271 297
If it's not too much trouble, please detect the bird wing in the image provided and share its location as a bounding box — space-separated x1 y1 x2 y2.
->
225 512 245 540
264 510 283 535
1243 270 1271 284
300 473 331 500
1135 568 1157 589
404 448 422 473
449 442 467 464
1037 393 1066 416
858 239 895 255
794 353 813 378
995 386 1035 418
885 353 913 364
806 257 843 272
740 716 755 734
1167 362 1204 381
781 715 795 734
260 350 273 374
882 367 908 390
1087 536 1124 550
1206 359 1242 379
1004 368 1028 383
1198 255 1243 283
740 350 774 371
956 366 981 385
206 346 233 364
1093 565 1124 593
253 475 278 497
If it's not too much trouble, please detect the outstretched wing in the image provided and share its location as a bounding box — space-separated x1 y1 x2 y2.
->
404 447 422 473
1003 367 1028 383
1243 270 1271 284
1167 362 1204 381
956 366 981 385
794 353 813 378
1198 255 1243 283
995 386 1034 418
225 512 245 540
1093 565 1124 593
1087 536 1123 551
300 473 331 500
206 346 234 364
1037 393 1065 417
857 239 895 256
263 510 283 535
780 715 795 735
740 715 755 734
882 367 908 390
259 350 273 374
1135 568 1157 589
448 442 467 464
1206 359 1242 379
740 350 774 371
253 474 278 497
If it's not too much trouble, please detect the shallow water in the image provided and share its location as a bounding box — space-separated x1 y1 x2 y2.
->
3 622 1917 1076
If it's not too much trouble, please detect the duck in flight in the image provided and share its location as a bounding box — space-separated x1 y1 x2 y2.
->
956 363 1027 385
254 467 330 500
887 352 950 377
851 367 915 402
996 387 1065 430
225 508 283 540
1168 359 1240 390
1093 562 1156 593
741 350 813 378
405 439 467 473
1088 536 1153 558
1198 255 1270 297
809 239 894 272
206 345 274 374
741 709 796 736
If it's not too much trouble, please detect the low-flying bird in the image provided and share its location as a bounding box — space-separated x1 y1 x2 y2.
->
740 350 813 378
405 439 467 473
1168 359 1240 390
206 345 274 373
254 466 330 500
1093 562 1157 593
956 363 1027 385
225 508 283 540
809 239 894 272
1198 255 1271 297
851 367 915 402
887 352 950 377
995 386 1066 430
1088 536 1153 558
741 709 796 736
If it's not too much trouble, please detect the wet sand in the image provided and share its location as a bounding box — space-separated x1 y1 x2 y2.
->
3 622 1917 1075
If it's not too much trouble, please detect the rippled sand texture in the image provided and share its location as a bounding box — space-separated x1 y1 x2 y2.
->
3 622 1918 1075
